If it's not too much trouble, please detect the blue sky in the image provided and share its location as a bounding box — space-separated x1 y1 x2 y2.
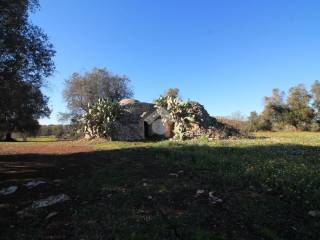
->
31 0 320 124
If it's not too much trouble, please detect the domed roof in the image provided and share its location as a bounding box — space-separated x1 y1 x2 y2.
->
119 98 139 106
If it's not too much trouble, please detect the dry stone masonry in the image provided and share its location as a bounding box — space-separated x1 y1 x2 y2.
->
109 98 240 141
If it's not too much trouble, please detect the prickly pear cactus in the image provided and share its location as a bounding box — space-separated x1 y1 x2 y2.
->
155 95 195 140
83 98 121 139
155 95 241 140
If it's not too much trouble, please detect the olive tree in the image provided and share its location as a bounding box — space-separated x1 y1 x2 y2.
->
63 68 133 117
0 0 55 140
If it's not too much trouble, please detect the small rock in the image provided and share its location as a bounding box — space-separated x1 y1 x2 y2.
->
0 186 18 196
308 210 320 217
195 189 205 197
143 183 148 187
169 173 178 177
147 195 153 200
32 194 70 209
45 212 58 220
169 170 184 178
291 226 297 231
208 191 223 204
18 194 70 217
17 210 33 217
24 180 46 189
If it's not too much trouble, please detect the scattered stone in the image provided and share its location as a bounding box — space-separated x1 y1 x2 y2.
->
195 189 205 197
0 186 18 196
17 209 33 217
169 101 242 140
17 194 70 217
208 191 223 204
45 212 58 220
143 183 148 187
24 180 46 189
169 170 184 178
169 173 178 177
31 194 70 209
308 210 320 217
147 195 153 200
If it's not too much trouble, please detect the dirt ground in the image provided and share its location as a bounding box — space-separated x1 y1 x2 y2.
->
0 142 97 239
0 141 94 155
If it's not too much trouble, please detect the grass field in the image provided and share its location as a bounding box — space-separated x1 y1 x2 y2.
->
0 132 320 239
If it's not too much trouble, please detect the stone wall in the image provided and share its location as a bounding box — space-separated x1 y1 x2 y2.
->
114 100 155 140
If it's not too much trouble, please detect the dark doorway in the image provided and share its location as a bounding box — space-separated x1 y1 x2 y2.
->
144 122 150 138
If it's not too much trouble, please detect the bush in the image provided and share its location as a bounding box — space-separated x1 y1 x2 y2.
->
217 117 249 134
310 122 320 132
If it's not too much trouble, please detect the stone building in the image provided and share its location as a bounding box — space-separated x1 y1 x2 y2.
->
114 99 174 141
111 98 241 141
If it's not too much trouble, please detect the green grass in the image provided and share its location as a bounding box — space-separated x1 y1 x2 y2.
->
70 132 320 239
2 132 320 239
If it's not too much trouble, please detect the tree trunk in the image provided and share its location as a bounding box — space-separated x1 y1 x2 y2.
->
5 132 13 141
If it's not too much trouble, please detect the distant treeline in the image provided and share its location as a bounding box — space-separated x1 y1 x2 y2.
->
30 80 320 140
36 124 82 139
246 81 320 132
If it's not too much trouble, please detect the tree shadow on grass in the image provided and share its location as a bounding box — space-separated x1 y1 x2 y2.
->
0 143 319 183
0 143 319 240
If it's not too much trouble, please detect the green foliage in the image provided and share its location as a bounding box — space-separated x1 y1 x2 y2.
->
249 84 319 132
0 0 55 140
63 68 133 117
247 111 260 132
155 95 195 140
262 88 290 129
162 88 180 98
82 98 121 139
287 84 314 129
311 80 320 123
38 124 72 138
0 81 50 140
